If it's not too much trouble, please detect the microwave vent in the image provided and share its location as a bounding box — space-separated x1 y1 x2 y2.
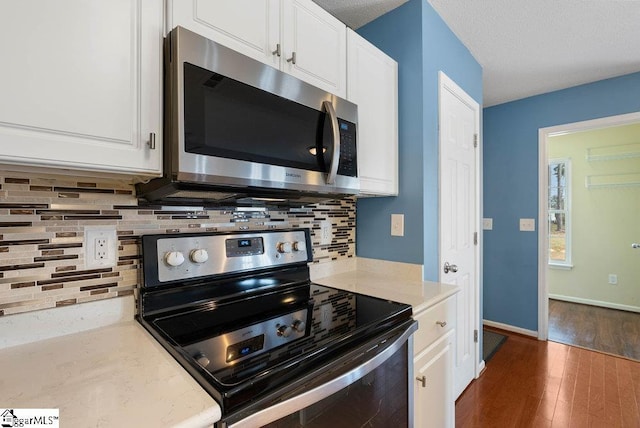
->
168 190 241 201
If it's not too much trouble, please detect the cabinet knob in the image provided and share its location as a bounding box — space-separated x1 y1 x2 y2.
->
286 51 297 65
148 132 156 150
272 43 281 57
436 320 447 328
416 375 426 388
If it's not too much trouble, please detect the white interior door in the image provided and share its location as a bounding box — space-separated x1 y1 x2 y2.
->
438 72 480 399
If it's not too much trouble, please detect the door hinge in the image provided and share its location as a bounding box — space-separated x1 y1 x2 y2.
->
474 232 478 246
474 329 478 343
473 133 478 148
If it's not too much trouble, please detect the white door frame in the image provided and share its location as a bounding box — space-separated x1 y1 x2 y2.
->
537 111 640 340
438 71 482 378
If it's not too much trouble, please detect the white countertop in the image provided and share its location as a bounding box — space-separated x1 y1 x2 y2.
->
313 270 459 314
310 258 459 314
0 320 221 428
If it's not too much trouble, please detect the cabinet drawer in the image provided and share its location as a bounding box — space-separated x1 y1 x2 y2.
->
413 296 455 355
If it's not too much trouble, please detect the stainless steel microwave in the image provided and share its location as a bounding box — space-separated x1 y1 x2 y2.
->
137 26 359 206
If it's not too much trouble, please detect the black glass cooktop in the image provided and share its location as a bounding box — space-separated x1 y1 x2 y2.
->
140 278 412 414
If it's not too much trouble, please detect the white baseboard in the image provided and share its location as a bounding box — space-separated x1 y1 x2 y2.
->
549 294 640 313
477 360 486 377
483 319 538 338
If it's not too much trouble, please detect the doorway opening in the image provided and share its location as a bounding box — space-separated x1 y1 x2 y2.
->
538 112 640 360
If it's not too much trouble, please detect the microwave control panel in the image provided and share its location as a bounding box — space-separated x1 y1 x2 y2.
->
337 119 357 177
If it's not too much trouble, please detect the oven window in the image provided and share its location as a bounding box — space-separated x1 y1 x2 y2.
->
263 342 409 427
182 62 333 172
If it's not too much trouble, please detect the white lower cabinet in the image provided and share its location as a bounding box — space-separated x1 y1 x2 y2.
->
414 330 454 428
0 0 163 176
413 296 456 427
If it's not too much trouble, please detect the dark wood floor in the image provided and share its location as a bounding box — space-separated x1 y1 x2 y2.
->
455 328 640 427
549 299 640 361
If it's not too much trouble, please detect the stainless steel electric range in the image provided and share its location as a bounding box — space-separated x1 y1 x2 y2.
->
138 229 417 427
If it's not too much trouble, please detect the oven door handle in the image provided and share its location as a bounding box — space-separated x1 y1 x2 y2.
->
227 321 417 428
323 100 340 185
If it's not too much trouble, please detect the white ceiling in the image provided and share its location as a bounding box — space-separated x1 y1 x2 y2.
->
313 0 408 30
315 0 640 107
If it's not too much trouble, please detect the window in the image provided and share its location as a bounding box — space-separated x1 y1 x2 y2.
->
548 159 571 267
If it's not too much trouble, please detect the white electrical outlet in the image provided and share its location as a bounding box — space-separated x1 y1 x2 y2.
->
95 237 108 259
319 221 332 245
85 226 117 268
608 274 618 285
519 218 535 232
391 214 404 237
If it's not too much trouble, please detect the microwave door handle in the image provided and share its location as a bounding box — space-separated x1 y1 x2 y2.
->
322 100 340 185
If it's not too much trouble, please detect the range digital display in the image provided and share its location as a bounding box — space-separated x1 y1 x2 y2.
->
226 335 265 363
225 237 264 257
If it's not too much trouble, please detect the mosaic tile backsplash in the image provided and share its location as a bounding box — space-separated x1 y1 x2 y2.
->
0 172 355 317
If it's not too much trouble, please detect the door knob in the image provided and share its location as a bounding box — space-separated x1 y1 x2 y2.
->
632 243 640 249
443 262 458 274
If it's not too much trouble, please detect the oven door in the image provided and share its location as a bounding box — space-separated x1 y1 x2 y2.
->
217 319 417 428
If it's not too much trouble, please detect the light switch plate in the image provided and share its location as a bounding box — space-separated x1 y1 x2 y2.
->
519 218 535 232
391 214 404 237
482 218 493 230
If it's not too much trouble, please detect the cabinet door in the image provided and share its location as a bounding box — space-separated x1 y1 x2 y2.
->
168 0 280 69
0 0 162 175
281 0 346 97
346 30 398 196
414 331 455 428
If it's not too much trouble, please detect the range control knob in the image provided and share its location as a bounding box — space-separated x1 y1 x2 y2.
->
190 248 209 264
292 320 306 333
292 241 303 252
164 251 185 267
277 324 292 337
194 353 210 368
277 242 293 253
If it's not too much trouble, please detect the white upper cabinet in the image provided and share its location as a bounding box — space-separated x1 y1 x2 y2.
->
168 0 280 68
167 0 347 98
0 0 163 176
346 29 398 196
280 0 346 97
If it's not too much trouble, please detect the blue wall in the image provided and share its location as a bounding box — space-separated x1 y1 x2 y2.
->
356 0 482 279
483 72 640 331
356 0 424 265
420 2 482 279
